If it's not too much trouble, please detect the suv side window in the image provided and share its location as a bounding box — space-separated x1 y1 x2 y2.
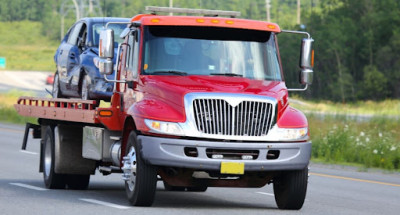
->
77 24 87 51
67 22 83 45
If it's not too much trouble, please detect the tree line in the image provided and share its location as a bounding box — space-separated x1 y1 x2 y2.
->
0 0 399 101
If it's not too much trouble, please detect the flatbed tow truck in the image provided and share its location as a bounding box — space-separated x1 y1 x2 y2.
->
15 6 314 210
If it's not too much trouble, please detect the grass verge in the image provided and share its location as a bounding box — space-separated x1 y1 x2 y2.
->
291 97 400 116
0 90 37 124
0 21 58 71
308 114 400 171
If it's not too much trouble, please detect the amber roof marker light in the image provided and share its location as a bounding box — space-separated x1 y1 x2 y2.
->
145 6 241 18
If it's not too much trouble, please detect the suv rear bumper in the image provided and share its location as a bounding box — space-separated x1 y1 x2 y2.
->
137 135 311 171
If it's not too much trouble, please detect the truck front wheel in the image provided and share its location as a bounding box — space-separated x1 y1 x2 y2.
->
123 131 157 206
273 168 308 210
42 126 66 189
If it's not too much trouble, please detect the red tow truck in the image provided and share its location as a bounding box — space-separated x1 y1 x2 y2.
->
15 6 314 210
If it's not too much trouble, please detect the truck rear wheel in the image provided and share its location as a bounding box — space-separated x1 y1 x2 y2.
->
42 126 66 189
273 168 308 210
123 131 157 206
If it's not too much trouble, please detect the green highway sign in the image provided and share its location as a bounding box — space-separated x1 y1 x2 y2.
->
0 57 5 68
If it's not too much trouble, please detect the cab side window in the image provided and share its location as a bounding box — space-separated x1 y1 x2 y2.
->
127 29 140 79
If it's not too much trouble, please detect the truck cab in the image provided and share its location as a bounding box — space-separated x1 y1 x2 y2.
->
96 6 314 209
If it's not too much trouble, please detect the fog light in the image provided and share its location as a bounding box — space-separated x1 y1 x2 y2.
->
241 155 253 160
212 154 223 159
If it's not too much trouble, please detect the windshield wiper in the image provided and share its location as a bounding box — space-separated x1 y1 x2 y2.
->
210 73 243 77
151 70 187 76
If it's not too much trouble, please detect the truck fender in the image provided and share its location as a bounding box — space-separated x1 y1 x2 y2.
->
120 116 136 167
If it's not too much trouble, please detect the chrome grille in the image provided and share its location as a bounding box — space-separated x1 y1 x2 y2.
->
193 99 275 136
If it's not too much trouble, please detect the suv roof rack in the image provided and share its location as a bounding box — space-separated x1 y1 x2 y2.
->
145 6 241 18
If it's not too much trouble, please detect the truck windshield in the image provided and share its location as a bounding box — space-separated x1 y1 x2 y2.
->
141 26 282 81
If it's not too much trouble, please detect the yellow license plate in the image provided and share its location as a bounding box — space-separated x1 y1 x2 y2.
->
220 162 245 175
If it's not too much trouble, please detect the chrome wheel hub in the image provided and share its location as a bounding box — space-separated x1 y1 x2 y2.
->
122 147 137 191
44 138 52 178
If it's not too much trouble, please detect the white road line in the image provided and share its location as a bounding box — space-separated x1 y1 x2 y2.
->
79 198 131 209
256 192 274 197
20 150 38 155
10 183 47 191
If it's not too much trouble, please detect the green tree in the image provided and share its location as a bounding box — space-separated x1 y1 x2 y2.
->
360 65 389 100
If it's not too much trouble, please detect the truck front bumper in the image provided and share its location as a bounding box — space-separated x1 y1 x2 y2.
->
137 135 311 171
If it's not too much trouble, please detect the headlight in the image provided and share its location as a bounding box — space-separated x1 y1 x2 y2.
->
144 119 184 136
267 126 308 141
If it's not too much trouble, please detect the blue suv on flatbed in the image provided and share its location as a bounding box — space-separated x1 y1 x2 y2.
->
53 17 130 102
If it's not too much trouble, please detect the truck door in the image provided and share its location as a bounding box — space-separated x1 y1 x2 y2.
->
58 22 83 94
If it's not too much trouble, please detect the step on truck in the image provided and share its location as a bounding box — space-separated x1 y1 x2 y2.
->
15 6 314 210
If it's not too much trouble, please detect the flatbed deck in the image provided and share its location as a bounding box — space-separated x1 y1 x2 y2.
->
14 96 99 124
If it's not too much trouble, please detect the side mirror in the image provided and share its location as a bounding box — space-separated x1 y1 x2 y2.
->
299 38 314 85
99 28 114 58
300 68 313 85
98 58 113 76
99 28 114 75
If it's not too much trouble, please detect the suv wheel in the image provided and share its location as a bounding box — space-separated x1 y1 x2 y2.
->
52 72 62 98
81 75 90 100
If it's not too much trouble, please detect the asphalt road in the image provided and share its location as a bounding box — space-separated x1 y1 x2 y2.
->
0 123 399 215
0 71 51 97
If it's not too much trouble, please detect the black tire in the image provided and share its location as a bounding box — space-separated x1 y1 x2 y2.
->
187 185 208 192
123 131 157 206
163 181 185 191
52 72 63 98
66 174 90 190
42 126 66 189
273 168 308 210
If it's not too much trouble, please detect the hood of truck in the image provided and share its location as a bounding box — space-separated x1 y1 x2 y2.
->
138 75 287 107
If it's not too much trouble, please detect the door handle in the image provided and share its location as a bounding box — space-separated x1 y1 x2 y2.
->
69 53 75 58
